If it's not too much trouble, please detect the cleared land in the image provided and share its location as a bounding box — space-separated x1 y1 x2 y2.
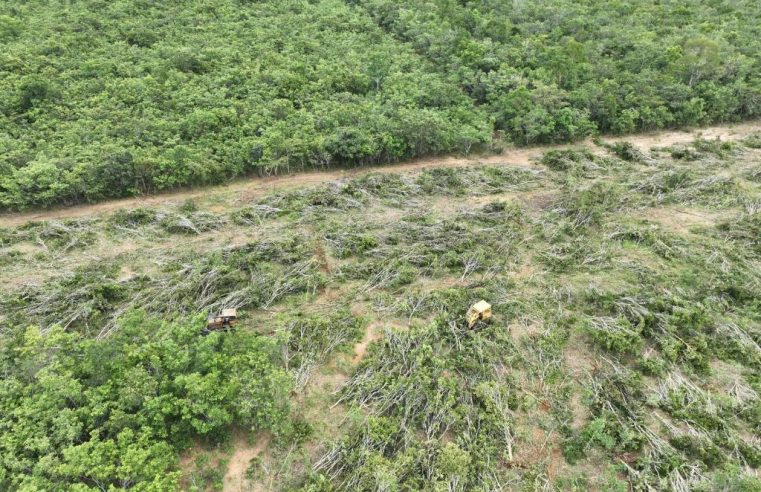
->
1 125 760 490
1 121 757 228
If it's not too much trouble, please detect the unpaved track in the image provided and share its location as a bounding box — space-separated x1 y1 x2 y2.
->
223 432 271 492
1 121 758 227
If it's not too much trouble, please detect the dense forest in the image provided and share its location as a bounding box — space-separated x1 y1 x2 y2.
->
2 0 761 208
0 314 292 490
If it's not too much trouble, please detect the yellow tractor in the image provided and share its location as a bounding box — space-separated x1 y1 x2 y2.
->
205 308 237 332
466 300 492 329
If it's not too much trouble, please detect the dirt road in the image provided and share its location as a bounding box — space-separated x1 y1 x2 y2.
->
1 121 758 227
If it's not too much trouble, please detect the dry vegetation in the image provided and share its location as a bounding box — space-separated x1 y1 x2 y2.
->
1 130 760 491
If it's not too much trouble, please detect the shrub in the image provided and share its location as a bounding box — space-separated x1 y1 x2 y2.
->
692 137 735 157
608 141 645 162
325 231 378 258
742 132 761 149
109 208 157 228
17 76 55 111
158 211 226 234
670 435 726 468
541 149 597 171
670 146 701 161
0 313 291 490
170 50 208 74
0 14 22 41
584 317 644 355
561 181 623 227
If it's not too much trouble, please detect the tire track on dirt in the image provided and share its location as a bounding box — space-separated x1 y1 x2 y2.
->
1 121 758 227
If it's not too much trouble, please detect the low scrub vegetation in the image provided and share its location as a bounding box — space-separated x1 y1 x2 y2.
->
1 137 760 490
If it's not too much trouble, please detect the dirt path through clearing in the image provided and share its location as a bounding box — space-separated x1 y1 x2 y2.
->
1 121 758 227
223 432 271 492
352 321 386 364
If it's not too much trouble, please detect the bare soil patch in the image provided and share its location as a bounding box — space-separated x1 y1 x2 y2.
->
641 206 727 234
223 432 271 492
508 317 544 340
351 321 385 364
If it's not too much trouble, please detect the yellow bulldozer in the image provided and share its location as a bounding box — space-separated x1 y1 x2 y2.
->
466 300 492 329
205 308 238 332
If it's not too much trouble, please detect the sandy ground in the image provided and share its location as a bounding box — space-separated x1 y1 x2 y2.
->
1 120 758 228
223 433 271 492
351 321 386 364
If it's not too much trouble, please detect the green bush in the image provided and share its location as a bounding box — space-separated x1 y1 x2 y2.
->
324 231 379 258
584 317 644 355
742 132 761 149
608 141 645 162
4 0 761 209
109 208 157 228
561 181 623 227
541 149 597 171
0 313 291 490
159 211 226 235
563 412 643 464
670 146 702 161
692 137 735 157
669 435 726 468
